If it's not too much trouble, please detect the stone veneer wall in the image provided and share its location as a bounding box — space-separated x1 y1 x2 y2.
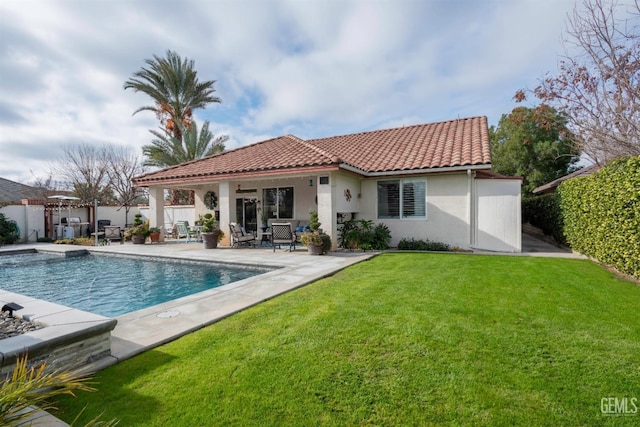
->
0 290 117 379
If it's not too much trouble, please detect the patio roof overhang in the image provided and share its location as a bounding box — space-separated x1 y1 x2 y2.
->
134 163 342 188
134 161 495 189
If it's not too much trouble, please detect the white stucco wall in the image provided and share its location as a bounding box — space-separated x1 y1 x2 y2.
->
475 178 522 252
359 173 472 248
334 173 361 214
1 204 45 242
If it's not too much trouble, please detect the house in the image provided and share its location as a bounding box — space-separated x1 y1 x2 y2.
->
0 177 42 204
0 177 48 242
133 116 522 252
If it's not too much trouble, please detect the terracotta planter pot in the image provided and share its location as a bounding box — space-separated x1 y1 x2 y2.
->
307 244 324 255
149 232 161 243
201 231 220 249
132 235 146 244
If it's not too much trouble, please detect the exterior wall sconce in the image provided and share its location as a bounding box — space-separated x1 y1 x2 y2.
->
309 179 314 186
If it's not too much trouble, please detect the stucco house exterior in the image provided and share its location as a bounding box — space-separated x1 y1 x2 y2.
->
133 116 522 252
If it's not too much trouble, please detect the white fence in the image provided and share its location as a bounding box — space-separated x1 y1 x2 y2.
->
0 203 196 243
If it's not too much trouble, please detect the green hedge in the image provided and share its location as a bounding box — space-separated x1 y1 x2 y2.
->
0 213 18 245
558 156 640 278
522 193 565 245
397 238 450 251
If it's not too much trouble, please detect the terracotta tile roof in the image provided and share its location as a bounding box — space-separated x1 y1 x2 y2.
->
310 116 490 173
134 116 491 186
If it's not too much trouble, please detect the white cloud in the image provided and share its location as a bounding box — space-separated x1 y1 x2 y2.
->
0 0 578 184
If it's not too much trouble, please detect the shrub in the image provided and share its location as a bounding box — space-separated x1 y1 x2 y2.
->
308 210 321 232
558 156 640 278
0 213 18 245
338 219 391 251
397 238 450 251
1 355 117 426
522 193 565 245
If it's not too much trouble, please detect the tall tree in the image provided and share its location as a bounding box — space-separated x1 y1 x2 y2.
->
52 144 114 204
105 145 148 225
143 120 228 168
124 50 221 141
143 120 228 205
490 106 580 195
516 0 640 164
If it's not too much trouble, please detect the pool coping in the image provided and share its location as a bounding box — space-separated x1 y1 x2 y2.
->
0 243 375 373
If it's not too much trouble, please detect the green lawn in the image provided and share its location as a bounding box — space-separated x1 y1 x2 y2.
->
55 253 640 426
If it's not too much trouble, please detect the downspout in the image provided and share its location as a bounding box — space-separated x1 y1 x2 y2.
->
467 169 475 248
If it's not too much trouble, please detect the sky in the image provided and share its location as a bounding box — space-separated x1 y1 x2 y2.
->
0 0 578 185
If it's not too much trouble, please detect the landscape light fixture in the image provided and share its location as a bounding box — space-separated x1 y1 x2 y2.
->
1 302 24 318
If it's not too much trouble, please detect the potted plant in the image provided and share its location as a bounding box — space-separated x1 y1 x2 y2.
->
300 230 330 255
300 211 331 255
259 207 270 229
200 213 224 249
149 227 161 243
130 213 149 244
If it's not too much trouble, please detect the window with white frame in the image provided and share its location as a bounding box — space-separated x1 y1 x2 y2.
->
262 187 294 219
377 179 427 219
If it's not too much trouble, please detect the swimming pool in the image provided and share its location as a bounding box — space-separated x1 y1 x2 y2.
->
0 251 271 317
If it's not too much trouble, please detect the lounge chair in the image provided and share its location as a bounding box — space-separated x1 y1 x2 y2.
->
176 221 198 242
229 223 256 248
271 223 297 252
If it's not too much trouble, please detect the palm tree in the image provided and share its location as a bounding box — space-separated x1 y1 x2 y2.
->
124 50 221 140
143 120 228 205
143 120 228 168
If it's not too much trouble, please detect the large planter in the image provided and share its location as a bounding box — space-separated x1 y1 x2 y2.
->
131 235 146 244
201 231 220 249
307 243 324 255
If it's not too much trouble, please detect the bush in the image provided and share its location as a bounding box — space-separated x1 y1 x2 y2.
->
522 193 566 245
0 213 18 245
397 238 450 251
558 156 640 278
338 219 391 251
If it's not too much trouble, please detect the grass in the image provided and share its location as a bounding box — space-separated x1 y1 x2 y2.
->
54 253 640 426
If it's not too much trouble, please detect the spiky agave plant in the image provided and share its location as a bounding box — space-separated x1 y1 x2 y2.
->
0 355 117 426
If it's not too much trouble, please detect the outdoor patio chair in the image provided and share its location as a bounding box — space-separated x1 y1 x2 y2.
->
176 221 198 242
229 222 256 248
103 225 121 241
271 222 297 252
164 224 175 239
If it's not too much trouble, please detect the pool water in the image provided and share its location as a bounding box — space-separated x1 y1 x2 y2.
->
0 252 270 317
